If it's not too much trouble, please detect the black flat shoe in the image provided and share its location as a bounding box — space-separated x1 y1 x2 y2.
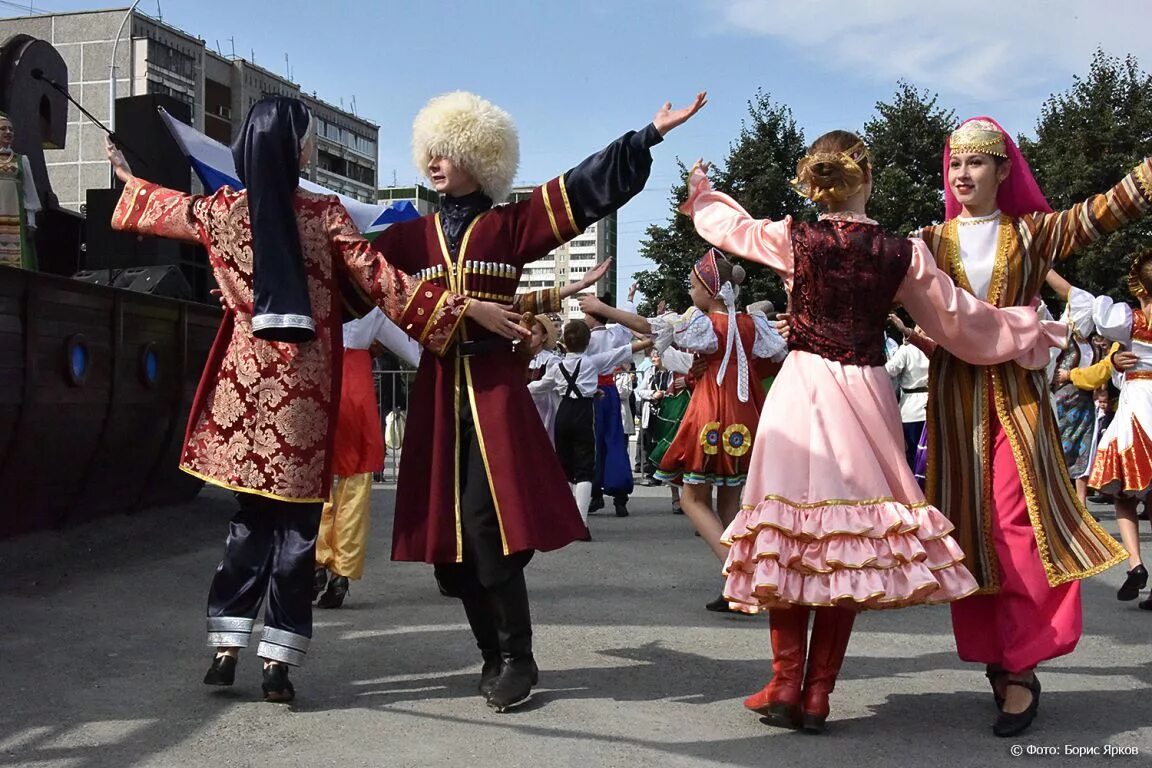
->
992 676 1040 737
262 663 295 703
1118 565 1148 601
705 594 736 613
317 575 349 609
313 567 329 602
486 657 539 712
203 654 237 686
1138 592 1152 611
479 653 502 698
985 664 1008 710
614 500 629 517
587 496 605 515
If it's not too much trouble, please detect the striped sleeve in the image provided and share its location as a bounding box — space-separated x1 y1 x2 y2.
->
1025 157 1152 262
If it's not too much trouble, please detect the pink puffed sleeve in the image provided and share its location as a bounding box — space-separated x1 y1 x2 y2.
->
896 239 1065 369
679 166 795 288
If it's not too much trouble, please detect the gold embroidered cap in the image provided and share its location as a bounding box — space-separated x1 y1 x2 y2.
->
1127 248 1152 297
950 119 1007 158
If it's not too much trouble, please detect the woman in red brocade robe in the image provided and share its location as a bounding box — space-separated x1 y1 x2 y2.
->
105 96 517 703
377 90 707 712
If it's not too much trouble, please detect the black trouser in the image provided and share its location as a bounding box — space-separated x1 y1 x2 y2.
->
205 492 322 666
434 393 534 663
555 397 596 484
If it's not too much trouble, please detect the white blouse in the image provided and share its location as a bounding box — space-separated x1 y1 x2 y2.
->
956 211 1002 300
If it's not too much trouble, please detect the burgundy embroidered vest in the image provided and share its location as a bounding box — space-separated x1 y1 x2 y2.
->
788 220 913 367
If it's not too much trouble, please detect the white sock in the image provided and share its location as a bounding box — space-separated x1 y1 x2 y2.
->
574 482 592 525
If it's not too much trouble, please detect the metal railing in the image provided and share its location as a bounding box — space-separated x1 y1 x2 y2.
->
373 368 417 483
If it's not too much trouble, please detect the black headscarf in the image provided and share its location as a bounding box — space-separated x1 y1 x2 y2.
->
233 96 315 343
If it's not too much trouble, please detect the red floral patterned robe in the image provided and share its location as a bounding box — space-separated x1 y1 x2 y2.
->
112 178 468 502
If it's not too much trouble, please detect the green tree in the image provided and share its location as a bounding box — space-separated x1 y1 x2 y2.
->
862 81 957 234
634 91 808 313
1020 50 1152 300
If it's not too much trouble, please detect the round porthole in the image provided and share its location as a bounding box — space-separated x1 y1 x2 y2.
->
139 343 159 388
64 334 89 386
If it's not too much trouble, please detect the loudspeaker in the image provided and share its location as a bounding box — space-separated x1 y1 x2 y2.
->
113 94 194 193
72 265 191 299
117 265 192 299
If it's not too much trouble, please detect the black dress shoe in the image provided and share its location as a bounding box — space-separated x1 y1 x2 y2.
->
479 653 502 698
1138 592 1152 611
985 664 1007 710
313 567 329 602
486 656 539 712
588 495 605 515
262 662 295 703
317 575 349 609
1117 564 1148 601
614 500 629 517
992 675 1040 737
203 654 237 686
705 594 736 613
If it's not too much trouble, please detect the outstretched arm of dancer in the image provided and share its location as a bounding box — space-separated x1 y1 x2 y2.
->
1029 156 1152 264
679 162 795 286
508 93 708 260
896 239 1065 368
512 257 613 316
578 294 653 335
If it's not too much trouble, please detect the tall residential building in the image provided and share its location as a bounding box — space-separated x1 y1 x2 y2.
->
509 185 617 320
0 7 379 209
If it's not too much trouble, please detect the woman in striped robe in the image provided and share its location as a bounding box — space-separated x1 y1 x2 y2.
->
918 117 1150 736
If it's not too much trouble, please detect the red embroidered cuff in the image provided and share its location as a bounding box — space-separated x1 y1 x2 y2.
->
112 177 158 232
399 282 469 356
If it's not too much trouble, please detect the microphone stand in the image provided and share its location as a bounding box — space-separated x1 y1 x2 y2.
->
32 72 151 172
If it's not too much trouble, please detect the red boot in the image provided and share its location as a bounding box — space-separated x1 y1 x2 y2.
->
744 606 810 727
799 606 856 733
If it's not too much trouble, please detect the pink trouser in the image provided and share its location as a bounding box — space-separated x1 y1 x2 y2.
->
950 417 1082 673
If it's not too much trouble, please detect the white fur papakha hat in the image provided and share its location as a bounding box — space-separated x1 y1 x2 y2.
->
411 91 519 204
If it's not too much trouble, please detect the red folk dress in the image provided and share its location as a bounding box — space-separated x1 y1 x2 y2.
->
111 178 467 502
654 310 783 486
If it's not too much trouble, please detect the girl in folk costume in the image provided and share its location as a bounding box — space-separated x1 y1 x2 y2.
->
917 117 1144 736
381 90 707 712
681 130 1065 733
529 321 650 538
1089 249 1152 608
103 97 506 702
0 112 40 269
1043 270 1102 506
314 308 423 610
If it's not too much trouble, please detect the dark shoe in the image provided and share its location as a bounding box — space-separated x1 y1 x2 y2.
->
672 502 683 515
588 495 605 515
203 654 237 686
642 477 660 487
985 664 1008 710
313 567 329 601
992 675 1040 737
1087 494 1111 504
1118 565 1148 601
317 575 349 609
486 656 539 712
614 499 629 517
262 662 295 703
705 594 736 613
1138 592 1152 611
479 652 503 698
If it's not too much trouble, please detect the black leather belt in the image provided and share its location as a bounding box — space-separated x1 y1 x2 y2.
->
903 387 928 393
457 338 516 358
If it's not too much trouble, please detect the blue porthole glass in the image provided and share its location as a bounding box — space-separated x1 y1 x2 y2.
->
139 343 159 387
64 334 89 386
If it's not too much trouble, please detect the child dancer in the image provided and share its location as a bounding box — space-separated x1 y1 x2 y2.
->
1089 249 1152 607
530 322 650 537
681 130 1064 733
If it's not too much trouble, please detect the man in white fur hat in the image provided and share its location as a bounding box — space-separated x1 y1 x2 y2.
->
377 89 706 712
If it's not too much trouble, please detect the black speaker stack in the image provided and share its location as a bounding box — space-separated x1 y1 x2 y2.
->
78 93 213 303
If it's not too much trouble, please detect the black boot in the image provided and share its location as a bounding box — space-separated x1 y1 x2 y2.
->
614 497 629 517
485 573 538 712
203 654 237 686
312 567 329 602
317 575 349 609
460 588 503 698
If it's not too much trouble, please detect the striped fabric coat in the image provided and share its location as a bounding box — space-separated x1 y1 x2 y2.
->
920 157 1152 592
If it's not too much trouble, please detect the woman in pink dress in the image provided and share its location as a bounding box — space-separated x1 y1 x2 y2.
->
681 130 1064 733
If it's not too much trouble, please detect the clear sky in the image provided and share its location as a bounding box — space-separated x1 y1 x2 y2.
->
14 0 1152 299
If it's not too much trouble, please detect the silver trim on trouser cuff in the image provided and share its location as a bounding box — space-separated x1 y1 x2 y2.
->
206 616 254 647
258 627 310 667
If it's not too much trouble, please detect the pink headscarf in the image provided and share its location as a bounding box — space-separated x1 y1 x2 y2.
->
943 116 1052 220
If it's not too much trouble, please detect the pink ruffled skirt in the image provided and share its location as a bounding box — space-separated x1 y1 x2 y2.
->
722 351 978 610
